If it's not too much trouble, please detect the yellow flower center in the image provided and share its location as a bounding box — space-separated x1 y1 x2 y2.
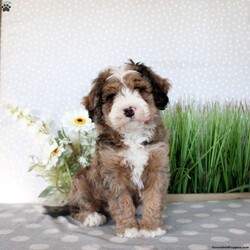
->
51 147 60 157
74 117 86 125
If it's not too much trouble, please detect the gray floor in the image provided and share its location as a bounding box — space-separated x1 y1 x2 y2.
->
0 199 250 250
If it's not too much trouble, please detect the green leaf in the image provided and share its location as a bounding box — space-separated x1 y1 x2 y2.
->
226 185 250 193
38 186 56 198
58 130 65 140
71 162 81 174
28 164 36 172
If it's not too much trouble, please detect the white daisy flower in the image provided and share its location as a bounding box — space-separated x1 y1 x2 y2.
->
61 109 94 133
41 139 65 170
46 145 65 170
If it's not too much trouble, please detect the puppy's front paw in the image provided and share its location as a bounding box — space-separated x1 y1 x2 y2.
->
139 227 166 238
117 227 139 238
83 212 106 227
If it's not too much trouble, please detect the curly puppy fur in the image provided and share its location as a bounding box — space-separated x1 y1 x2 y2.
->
44 60 171 238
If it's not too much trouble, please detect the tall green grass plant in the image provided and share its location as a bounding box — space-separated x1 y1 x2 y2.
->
164 101 250 194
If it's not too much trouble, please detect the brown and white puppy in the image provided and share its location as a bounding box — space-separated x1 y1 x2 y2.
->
45 60 171 238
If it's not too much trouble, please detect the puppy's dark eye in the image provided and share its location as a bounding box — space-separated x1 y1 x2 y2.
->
134 86 146 93
103 93 116 103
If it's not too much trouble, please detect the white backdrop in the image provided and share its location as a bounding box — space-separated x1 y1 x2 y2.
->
0 0 249 203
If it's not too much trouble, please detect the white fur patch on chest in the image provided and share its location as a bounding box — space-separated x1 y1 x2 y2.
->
122 124 155 189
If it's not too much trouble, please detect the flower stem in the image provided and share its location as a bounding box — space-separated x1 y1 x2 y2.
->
78 131 82 154
64 159 72 184
55 167 65 194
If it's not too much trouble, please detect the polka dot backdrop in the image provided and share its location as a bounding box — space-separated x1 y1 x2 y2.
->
0 0 249 202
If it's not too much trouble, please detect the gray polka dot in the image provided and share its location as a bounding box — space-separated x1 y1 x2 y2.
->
109 236 128 243
182 231 198 236
190 204 204 209
43 229 59 234
219 217 235 222
12 218 27 223
212 208 226 212
134 246 155 250
236 213 250 217
195 213 210 218
177 219 192 224
61 235 79 242
0 229 14 235
87 230 104 236
11 236 30 242
29 244 49 250
82 245 100 250
201 224 218 229
228 203 242 208
0 213 14 218
229 228 246 235
172 209 187 214
160 236 179 243
188 244 208 250
211 236 230 242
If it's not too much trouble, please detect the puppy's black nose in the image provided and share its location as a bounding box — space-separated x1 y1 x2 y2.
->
124 107 135 117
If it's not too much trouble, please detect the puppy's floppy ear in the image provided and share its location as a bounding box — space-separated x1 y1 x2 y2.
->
83 71 108 123
129 60 171 110
83 87 99 122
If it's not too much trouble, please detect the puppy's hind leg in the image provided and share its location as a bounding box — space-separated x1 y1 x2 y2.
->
69 174 107 227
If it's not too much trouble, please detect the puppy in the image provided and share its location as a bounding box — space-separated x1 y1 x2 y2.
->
45 60 171 238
